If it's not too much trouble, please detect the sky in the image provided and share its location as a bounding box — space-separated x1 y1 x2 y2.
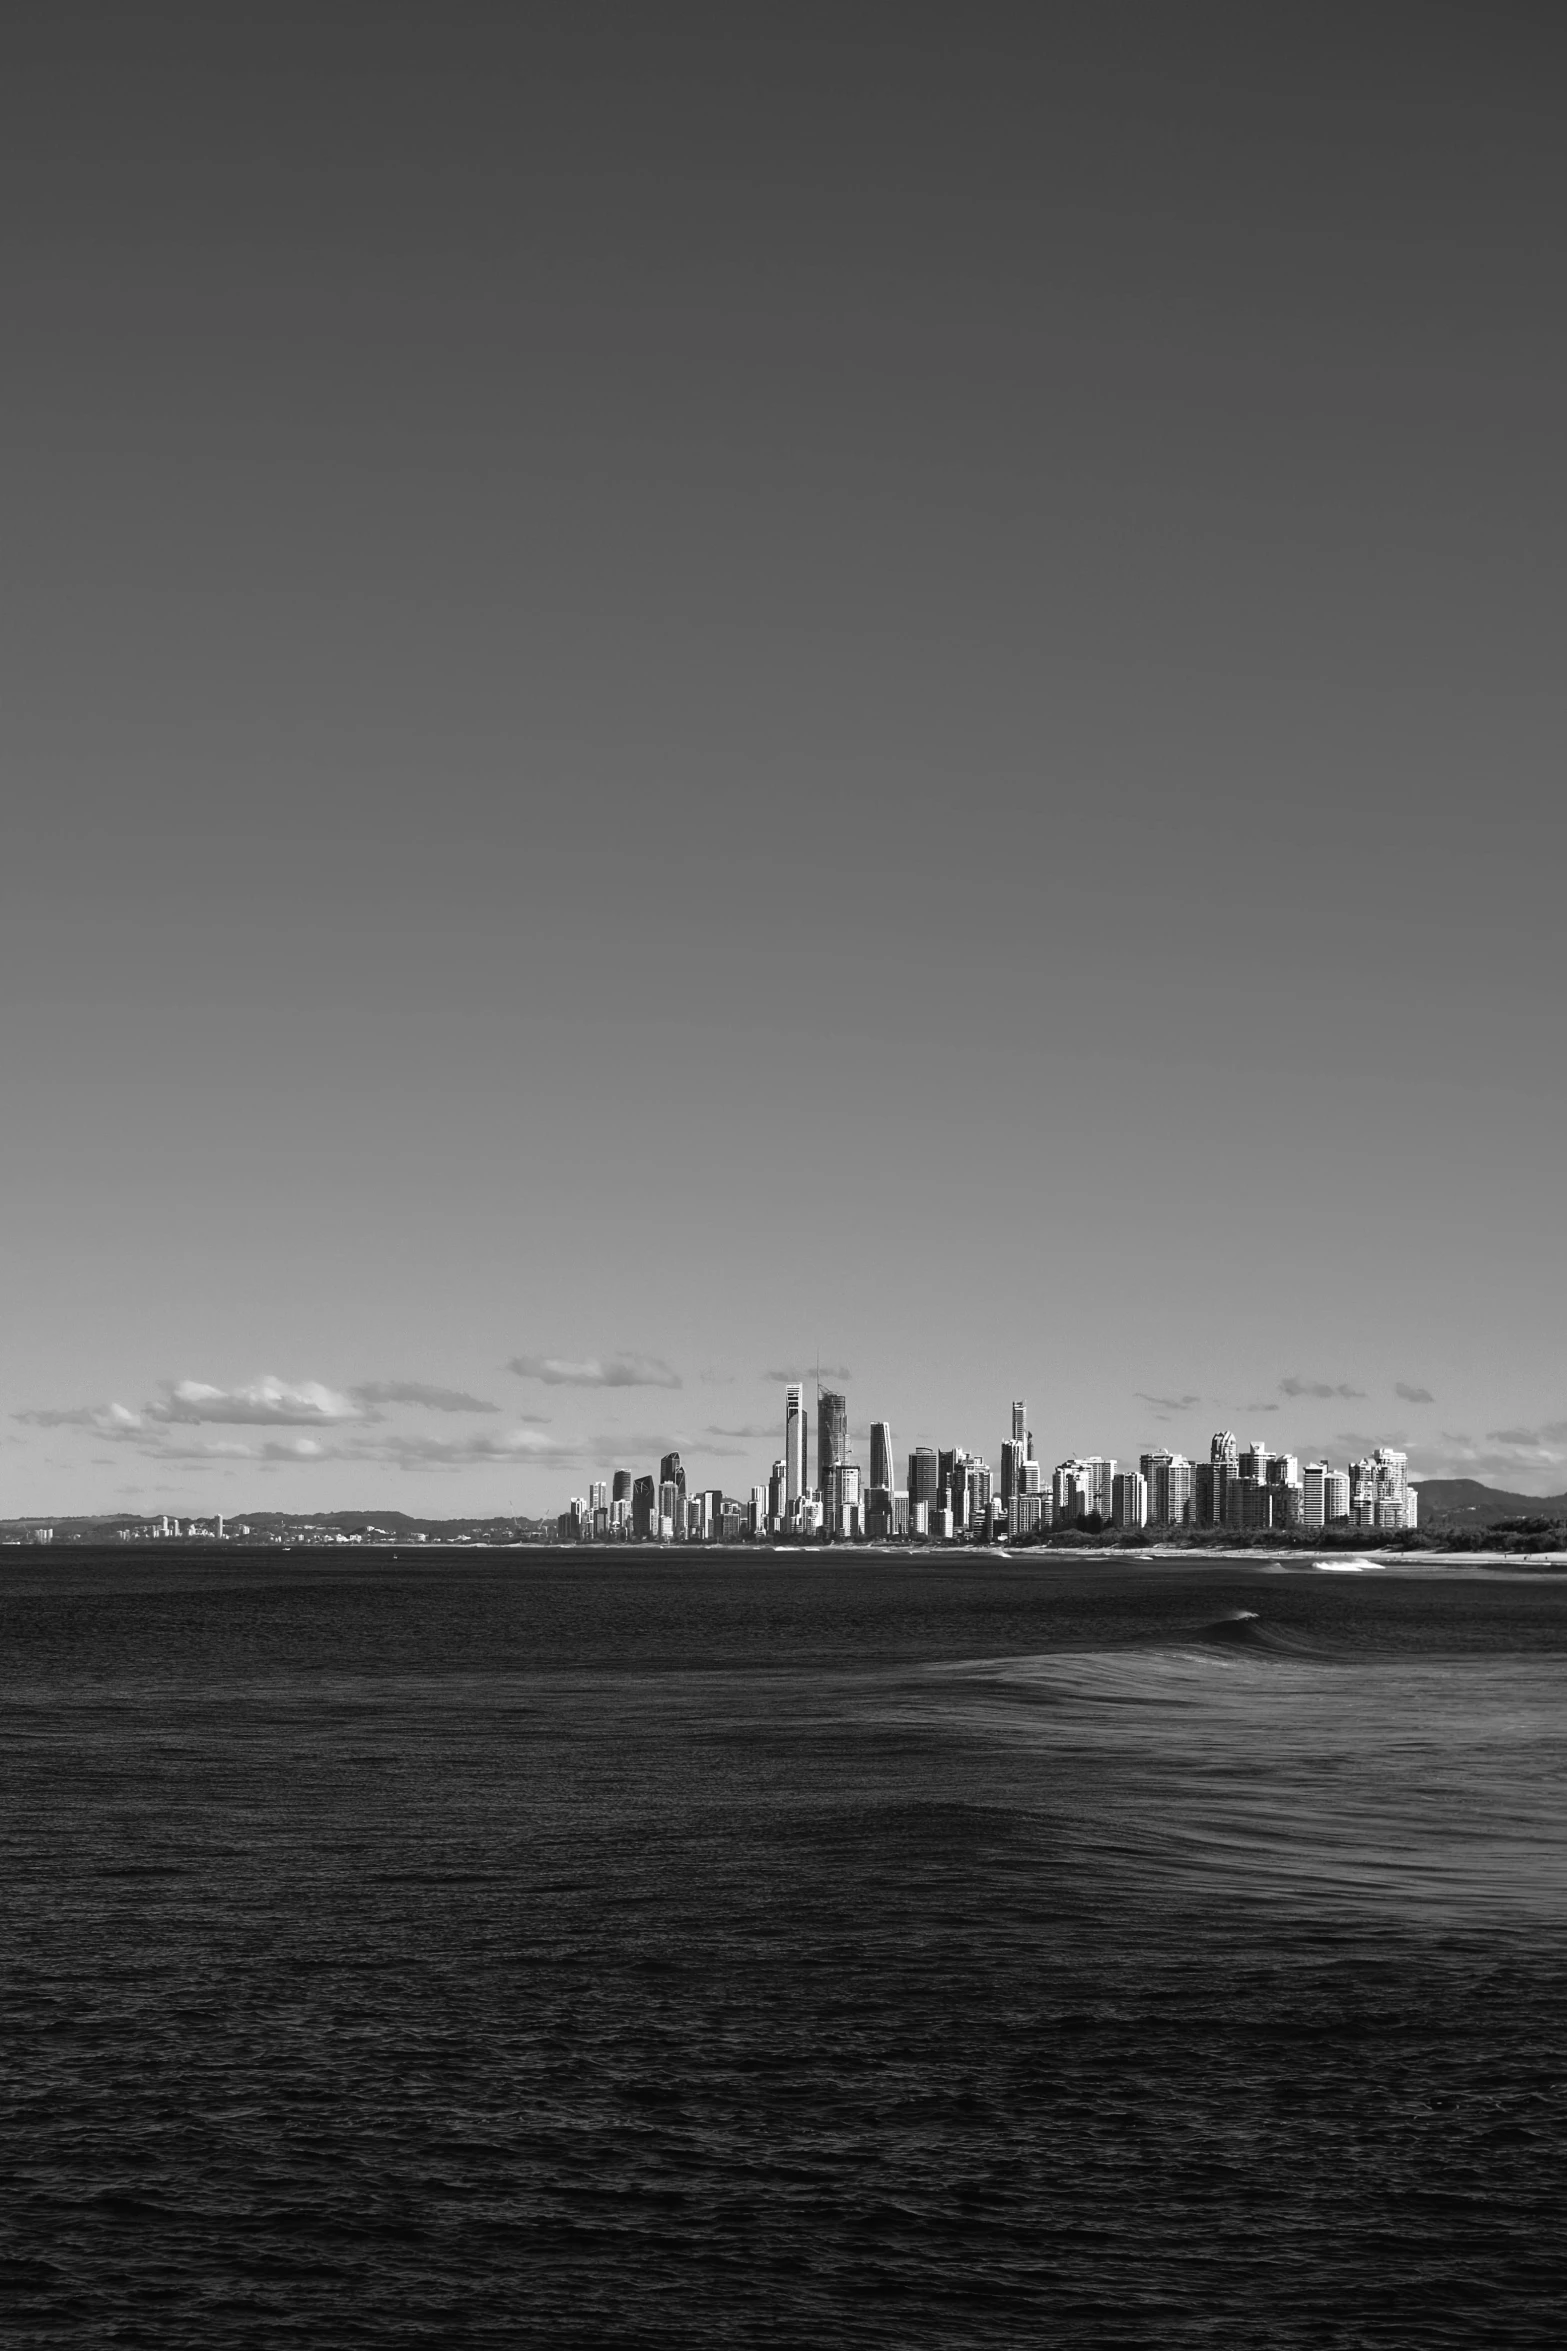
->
3 3 1565 1517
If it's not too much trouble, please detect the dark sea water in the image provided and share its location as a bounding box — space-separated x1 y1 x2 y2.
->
4 1549 1567 2346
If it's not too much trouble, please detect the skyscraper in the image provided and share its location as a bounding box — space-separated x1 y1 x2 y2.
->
659 1451 686 1503
1000 1437 1024 1506
907 1447 940 1512
1052 1458 1088 1521
938 1447 973 1528
631 1474 656 1540
1140 1450 1194 1528
870 1420 893 1493
1111 1470 1148 1529
1011 1399 1027 1445
1081 1456 1116 1520
1350 1448 1412 1532
785 1385 805 1508
819 1390 848 1486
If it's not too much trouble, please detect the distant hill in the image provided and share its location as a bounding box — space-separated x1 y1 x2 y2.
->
1416 1479 1567 1527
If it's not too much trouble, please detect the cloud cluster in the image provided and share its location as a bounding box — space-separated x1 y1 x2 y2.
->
149 1377 363 1427
763 1364 853 1385
1395 1382 1435 1405
1280 1375 1365 1401
376 1428 572 1471
350 1380 500 1414
1136 1391 1200 1414
509 1352 682 1390
12 1369 560 1478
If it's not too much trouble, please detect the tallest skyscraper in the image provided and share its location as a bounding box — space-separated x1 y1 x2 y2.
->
785 1384 806 1511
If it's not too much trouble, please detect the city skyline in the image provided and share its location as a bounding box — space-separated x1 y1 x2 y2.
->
11 1349 1539 1525
553 1388 1420 1542
4 11 1564 1518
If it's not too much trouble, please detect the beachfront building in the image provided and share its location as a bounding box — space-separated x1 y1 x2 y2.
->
1112 1470 1148 1530
1140 1450 1194 1528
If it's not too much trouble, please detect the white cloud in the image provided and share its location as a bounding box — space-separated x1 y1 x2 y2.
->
150 1377 362 1427
372 1427 574 1471
509 1352 681 1390
14 1401 144 1437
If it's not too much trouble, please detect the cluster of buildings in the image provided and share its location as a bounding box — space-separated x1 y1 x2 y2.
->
115 1514 235 1540
558 1392 1420 1542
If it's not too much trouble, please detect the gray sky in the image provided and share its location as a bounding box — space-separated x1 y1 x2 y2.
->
4 5 1564 1514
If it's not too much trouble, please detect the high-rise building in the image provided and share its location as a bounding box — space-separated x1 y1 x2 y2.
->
823 1459 861 1530
786 1385 806 1508
870 1421 893 1492
1081 1457 1116 1520
612 1469 632 1504
818 1390 852 1527
1267 1454 1300 1489
659 1479 679 1530
939 1448 973 1529
1197 1431 1238 1528
749 1485 765 1536
1000 1438 1024 1506
1350 1448 1412 1532
1008 1493 1046 1537
1011 1400 1027 1445
819 1390 848 1487
1303 1461 1329 1527
632 1474 656 1539
767 1458 787 1527
1238 1441 1268 1484
1112 1470 1148 1529
660 1452 687 1503
1052 1459 1087 1522
1141 1450 1194 1528
908 1447 940 1511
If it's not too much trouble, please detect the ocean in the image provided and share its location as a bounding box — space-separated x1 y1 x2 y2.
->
4 1549 1565 2345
